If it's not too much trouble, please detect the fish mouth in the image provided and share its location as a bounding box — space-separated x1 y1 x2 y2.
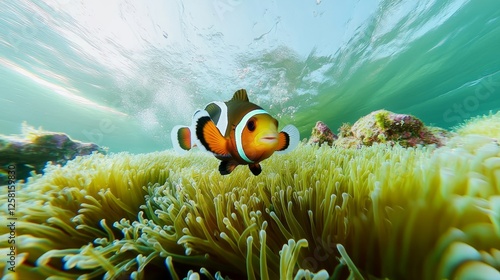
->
260 135 278 143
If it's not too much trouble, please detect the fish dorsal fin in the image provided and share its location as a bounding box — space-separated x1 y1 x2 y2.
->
205 103 222 122
231 89 249 102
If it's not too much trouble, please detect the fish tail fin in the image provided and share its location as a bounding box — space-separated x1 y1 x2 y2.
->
171 125 193 154
276 124 300 154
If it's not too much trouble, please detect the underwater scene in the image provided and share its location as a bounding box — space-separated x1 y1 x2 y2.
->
1 0 500 279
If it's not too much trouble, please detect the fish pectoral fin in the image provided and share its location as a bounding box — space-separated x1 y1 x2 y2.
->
276 125 300 154
249 163 262 176
219 161 239 175
171 125 192 154
196 116 230 156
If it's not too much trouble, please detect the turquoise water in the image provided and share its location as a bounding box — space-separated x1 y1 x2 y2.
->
1 0 499 153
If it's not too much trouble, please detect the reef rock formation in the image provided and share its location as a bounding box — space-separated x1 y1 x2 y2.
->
307 121 337 146
0 123 106 184
333 110 453 148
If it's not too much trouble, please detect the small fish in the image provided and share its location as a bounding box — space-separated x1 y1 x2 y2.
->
171 89 300 175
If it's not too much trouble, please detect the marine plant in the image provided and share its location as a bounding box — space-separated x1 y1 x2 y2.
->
1 112 500 279
338 122 352 138
373 110 390 130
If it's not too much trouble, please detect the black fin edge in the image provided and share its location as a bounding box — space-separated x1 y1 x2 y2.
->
177 127 191 150
219 161 237 175
278 132 290 151
196 116 212 151
249 163 262 176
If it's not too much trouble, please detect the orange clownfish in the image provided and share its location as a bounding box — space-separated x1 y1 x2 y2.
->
171 89 300 175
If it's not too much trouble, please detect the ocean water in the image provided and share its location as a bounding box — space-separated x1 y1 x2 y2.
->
1 0 499 153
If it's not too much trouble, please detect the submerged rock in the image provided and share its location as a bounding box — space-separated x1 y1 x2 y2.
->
349 110 451 147
307 121 337 146
311 110 454 148
0 123 106 184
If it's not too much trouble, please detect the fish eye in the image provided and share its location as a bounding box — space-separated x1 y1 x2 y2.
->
247 119 256 132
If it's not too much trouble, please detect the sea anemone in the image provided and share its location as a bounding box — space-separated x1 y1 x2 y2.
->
454 111 500 140
1 113 500 279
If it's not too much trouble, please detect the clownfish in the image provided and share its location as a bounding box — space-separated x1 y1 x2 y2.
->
171 89 300 175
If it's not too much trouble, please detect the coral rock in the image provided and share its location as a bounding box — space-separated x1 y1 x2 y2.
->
0 123 106 184
307 121 337 146
336 110 453 148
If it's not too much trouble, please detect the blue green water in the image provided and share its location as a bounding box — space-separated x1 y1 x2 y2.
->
1 0 499 153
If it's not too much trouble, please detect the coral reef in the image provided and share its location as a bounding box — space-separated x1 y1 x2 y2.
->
1 113 500 279
307 121 337 146
332 110 453 148
0 123 106 184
